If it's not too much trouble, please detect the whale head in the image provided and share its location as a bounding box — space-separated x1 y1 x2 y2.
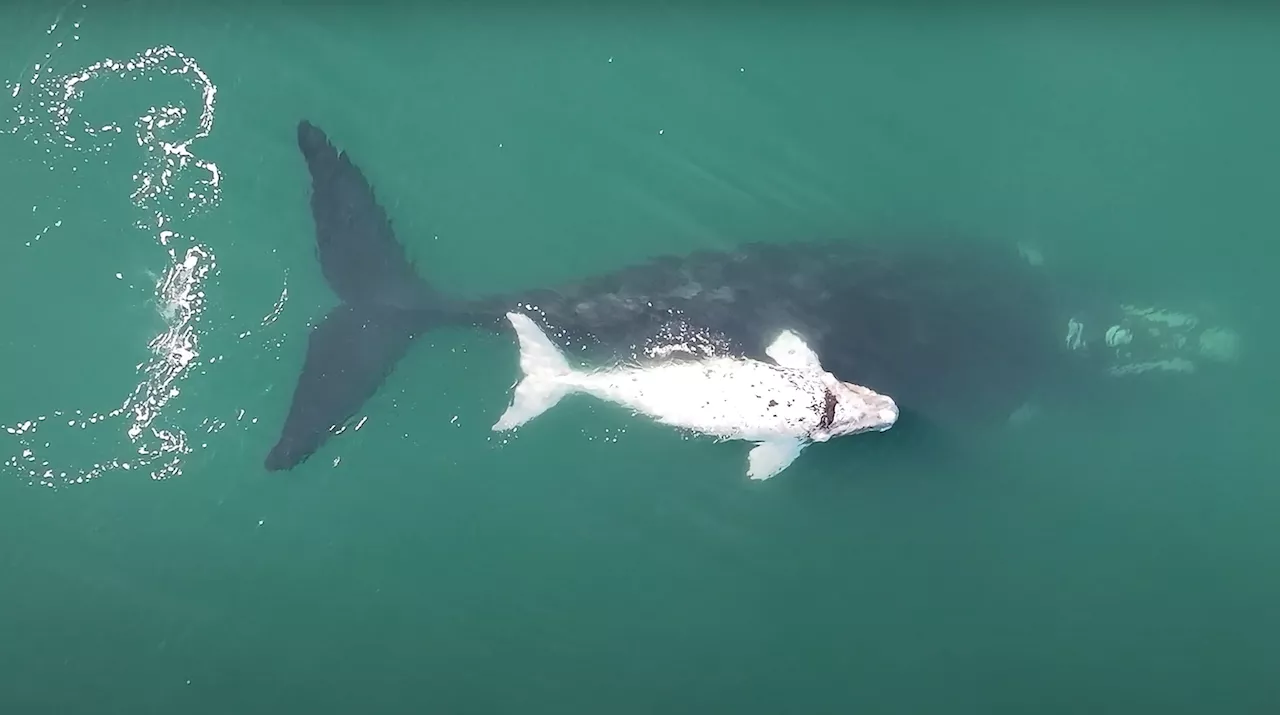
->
808 373 899 443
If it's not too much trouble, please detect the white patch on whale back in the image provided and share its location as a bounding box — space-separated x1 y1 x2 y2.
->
584 358 826 440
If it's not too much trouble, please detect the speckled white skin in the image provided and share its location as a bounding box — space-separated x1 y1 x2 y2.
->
494 312 898 480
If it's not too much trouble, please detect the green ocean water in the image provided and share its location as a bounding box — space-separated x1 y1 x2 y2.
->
1 4 1277 713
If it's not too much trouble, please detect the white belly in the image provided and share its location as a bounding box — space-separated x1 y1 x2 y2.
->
571 359 825 440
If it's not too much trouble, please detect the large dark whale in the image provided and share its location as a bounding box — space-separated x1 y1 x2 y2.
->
264 120 1240 471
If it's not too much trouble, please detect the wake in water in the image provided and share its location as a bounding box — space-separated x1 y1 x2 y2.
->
2 14 228 486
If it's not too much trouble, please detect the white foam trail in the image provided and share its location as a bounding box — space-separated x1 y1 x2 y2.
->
3 17 223 487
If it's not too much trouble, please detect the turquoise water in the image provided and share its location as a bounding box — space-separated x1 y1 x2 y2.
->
2 5 1277 713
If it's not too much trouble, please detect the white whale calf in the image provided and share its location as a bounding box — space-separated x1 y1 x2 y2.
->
493 311 899 480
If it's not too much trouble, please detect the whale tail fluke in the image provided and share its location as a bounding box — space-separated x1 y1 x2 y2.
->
265 120 454 471
492 312 576 431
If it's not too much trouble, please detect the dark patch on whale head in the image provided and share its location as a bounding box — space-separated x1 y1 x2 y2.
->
818 389 837 431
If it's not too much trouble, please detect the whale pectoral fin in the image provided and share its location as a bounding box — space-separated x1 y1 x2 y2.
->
746 438 806 481
764 330 824 372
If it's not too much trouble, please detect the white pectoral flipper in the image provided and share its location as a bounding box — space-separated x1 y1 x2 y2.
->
493 312 576 431
765 330 824 371
746 438 806 481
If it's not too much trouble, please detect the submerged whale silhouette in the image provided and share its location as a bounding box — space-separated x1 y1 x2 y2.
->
265 120 1235 471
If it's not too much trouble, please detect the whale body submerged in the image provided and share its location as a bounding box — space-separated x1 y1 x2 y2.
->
267 119 1229 471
